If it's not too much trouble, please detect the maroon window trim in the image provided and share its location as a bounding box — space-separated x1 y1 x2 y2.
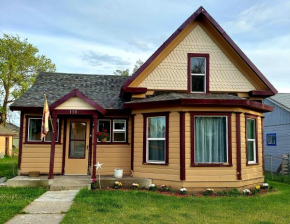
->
187 53 209 94
68 121 87 159
235 112 242 180
61 118 67 175
261 116 265 174
24 115 61 144
179 112 186 180
96 117 129 144
190 112 233 167
131 115 135 171
142 112 169 165
245 114 259 166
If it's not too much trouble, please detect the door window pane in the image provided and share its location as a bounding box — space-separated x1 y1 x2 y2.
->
70 122 86 140
148 140 165 161
195 117 227 163
28 119 42 141
148 117 166 138
69 141 85 158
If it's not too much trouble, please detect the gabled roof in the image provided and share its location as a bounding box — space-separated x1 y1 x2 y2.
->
10 72 129 111
267 93 290 113
121 6 277 94
0 124 17 136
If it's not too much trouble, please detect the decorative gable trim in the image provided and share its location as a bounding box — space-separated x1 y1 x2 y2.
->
49 89 106 114
121 6 277 94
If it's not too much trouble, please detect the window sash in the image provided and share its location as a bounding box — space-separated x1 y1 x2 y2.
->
146 116 166 163
97 119 111 142
28 118 59 142
247 118 257 163
190 57 206 93
113 119 126 142
194 116 228 163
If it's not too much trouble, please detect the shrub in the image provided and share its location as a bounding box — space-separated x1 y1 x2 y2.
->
160 185 171 192
179 188 187 195
148 184 157 191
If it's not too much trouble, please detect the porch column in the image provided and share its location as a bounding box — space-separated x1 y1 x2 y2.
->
179 112 186 181
130 114 135 172
92 114 98 179
48 114 58 179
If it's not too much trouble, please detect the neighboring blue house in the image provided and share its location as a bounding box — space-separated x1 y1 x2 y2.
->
263 93 290 172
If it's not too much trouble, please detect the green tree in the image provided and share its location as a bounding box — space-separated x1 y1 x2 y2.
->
0 34 56 124
114 59 144 76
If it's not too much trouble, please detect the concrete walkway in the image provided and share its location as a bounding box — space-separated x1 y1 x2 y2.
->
6 190 79 224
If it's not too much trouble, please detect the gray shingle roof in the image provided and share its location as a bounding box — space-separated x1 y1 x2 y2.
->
11 72 129 110
0 125 16 135
268 93 290 111
126 92 244 104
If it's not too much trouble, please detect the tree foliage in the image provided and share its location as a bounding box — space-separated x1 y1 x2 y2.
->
114 59 143 76
0 34 56 124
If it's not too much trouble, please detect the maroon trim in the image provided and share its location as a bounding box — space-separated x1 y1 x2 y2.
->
52 110 98 115
261 116 265 175
62 118 67 175
24 115 61 144
121 6 277 94
92 115 98 179
187 53 209 93
18 112 24 170
48 114 57 179
190 112 233 167
142 112 169 165
49 89 106 114
245 115 259 166
124 98 274 113
120 87 148 97
10 106 43 112
68 121 87 159
88 118 93 173
179 112 186 181
131 115 135 171
235 112 242 180
0 134 16 136
249 90 274 97
105 109 131 116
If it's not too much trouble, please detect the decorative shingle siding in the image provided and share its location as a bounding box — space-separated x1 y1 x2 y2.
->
138 25 256 92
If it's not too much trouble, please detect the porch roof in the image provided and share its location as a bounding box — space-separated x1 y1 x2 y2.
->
10 72 129 111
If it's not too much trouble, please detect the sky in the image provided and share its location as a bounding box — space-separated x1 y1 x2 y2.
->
0 0 290 95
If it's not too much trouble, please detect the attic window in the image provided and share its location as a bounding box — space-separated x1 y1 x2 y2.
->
188 53 209 93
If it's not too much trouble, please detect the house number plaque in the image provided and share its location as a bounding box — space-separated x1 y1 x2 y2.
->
70 110 78 114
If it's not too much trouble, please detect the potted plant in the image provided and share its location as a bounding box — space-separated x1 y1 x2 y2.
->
97 129 109 142
114 168 123 178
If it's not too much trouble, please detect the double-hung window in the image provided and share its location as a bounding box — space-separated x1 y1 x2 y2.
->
97 118 127 143
247 118 257 164
27 117 60 142
188 54 209 93
194 116 228 164
144 114 169 164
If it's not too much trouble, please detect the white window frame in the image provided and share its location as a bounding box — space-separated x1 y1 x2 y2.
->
194 116 228 164
190 57 206 93
146 116 166 164
28 118 59 142
97 119 111 142
247 118 256 164
113 119 126 142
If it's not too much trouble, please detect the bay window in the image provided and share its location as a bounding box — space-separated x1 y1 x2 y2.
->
246 117 258 164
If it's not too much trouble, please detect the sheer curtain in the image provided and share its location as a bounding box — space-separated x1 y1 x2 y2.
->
195 117 227 163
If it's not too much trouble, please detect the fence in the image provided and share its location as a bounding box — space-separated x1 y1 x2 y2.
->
265 154 290 178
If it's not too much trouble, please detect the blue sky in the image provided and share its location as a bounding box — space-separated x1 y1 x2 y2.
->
0 0 290 92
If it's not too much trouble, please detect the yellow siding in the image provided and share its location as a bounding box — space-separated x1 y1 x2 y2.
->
0 136 13 156
133 107 264 190
20 114 64 174
136 24 256 92
55 96 95 110
0 137 5 154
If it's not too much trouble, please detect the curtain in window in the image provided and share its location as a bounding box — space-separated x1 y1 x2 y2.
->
195 117 227 163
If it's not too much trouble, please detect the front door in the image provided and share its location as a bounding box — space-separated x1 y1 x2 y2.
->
65 119 90 175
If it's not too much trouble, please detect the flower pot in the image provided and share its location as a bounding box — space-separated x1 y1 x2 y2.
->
101 138 107 142
114 168 123 178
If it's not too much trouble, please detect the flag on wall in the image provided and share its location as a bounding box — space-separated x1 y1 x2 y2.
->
41 94 50 140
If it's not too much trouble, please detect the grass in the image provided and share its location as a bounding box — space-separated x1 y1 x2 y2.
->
0 187 46 224
62 181 290 224
0 156 18 180
265 171 290 184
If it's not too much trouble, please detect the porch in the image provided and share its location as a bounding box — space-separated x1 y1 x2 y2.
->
7 175 152 190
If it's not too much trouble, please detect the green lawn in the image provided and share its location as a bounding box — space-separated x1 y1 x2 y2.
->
62 181 290 224
0 187 46 224
0 157 18 180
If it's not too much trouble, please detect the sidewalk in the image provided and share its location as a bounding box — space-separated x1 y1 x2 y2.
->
6 190 79 224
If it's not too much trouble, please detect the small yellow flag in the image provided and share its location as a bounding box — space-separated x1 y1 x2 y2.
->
41 94 50 140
